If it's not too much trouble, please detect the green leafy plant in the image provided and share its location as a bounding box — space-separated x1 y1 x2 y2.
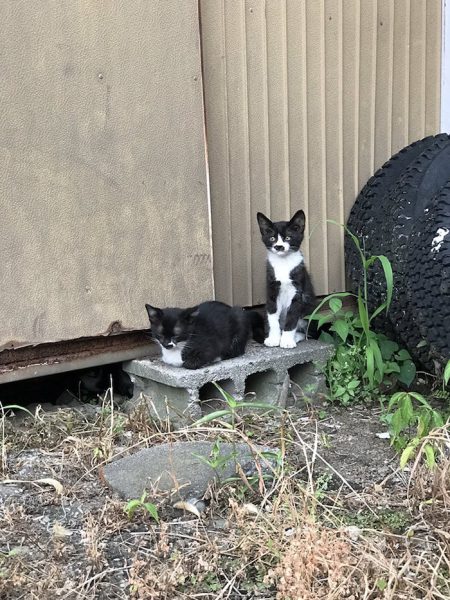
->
193 438 237 478
383 360 450 468
124 491 159 522
308 224 416 404
192 384 283 494
444 360 450 389
193 383 281 429
0 404 34 417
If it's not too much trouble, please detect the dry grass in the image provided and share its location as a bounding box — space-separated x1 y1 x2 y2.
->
0 392 449 599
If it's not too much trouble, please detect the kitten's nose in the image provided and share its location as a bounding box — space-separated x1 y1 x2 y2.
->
166 342 175 348
274 245 284 251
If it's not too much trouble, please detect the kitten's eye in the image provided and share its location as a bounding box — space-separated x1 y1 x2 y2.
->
285 236 291 241
269 236 276 242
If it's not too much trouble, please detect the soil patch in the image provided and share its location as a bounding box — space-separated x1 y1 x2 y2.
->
0 397 448 599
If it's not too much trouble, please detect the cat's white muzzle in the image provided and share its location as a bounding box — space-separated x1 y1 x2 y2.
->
271 234 290 255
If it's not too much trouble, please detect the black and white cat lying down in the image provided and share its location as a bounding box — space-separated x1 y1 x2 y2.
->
145 301 265 369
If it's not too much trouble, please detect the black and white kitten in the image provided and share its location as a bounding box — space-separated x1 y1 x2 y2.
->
256 209 315 348
145 301 265 369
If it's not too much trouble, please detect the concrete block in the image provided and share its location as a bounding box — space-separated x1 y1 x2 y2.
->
123 340 332 426
124 374 202 427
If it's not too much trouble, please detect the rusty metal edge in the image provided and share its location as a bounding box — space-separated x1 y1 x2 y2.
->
0 331 158 384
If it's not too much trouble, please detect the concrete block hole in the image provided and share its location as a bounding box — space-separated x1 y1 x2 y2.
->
288 362 328 405
244 369 287 407
199 369 285 415
199 379 237 415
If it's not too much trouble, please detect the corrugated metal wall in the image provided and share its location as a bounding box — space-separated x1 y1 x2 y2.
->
200 0 442 305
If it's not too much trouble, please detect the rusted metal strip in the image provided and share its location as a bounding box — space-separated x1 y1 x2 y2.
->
0 331 157 384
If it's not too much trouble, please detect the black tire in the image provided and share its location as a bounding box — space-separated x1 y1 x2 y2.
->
345 134 449 303
405 184 450 368
382 138 450 365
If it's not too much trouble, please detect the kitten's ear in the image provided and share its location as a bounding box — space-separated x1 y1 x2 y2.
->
180 305 200 324
145 304 163 322
257 212 273 235
186 305 200 322
190 307 200 319
289 210 306 232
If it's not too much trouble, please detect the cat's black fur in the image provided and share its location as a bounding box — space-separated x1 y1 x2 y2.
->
256 209 316 347
145 301 265 369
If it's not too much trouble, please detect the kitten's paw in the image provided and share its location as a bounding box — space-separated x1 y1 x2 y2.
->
264 335 281 347
295 331 306 342
280 332 297 348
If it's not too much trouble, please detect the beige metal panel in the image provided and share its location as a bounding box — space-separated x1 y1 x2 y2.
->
324 1 344 293
392 0 411 153
286 0 310 272
342 0 361 218
358 0 378 191
374 0 394 168
202 0 442 302
221 0 253 306
200 0 233 305
304 1 328 295
409 1 427 140
425 0 442 133
266 0 291 225
246 0 271 305
0 0 212 349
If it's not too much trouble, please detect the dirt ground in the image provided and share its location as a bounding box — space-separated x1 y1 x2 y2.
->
0 391 449 599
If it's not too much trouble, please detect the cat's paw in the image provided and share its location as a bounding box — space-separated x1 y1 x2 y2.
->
280 332 297 348
295 331 306 342
264 334 281 347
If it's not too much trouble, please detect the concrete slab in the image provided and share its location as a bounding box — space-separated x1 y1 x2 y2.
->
101 441 274 500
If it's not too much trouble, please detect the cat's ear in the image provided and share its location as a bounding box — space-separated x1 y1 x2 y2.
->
145 304 163 322
257 212 273 235
190 307 200 319
181 305 200 324
289 210 306 232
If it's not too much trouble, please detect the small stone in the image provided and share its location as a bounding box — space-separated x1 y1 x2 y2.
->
0 483 22 500
345 525 362 541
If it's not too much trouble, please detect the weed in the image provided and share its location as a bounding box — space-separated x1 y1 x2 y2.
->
0 404 35 472
445 361 450 387
193 382 282 429
319 432 332 448
314 472 333 501
342 507 411 533
308 223 416 404
124 491 159 522
384 366 450 469
192 383 283 496
192 438 235 479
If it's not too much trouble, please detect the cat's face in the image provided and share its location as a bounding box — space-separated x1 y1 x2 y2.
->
145 305 188 349
256 210 306 256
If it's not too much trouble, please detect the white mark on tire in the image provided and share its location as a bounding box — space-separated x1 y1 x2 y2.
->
431 227 449 253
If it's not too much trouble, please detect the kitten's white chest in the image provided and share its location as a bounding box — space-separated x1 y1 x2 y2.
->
268 251 303 311
268 251 303 283
158 342 186 367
